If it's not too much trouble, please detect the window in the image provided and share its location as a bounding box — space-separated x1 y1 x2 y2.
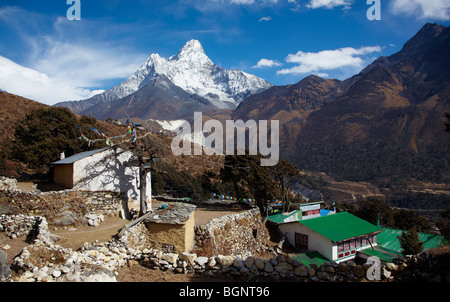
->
295 233 308 249
362 237 367 246
338 242 344 252
350 239 356 249
356 237 362 248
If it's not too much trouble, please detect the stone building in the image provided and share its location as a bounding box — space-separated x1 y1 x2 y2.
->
143 202 197 253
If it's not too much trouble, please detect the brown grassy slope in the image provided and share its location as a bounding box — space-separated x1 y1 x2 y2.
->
0 92 48 146
0 91 223 178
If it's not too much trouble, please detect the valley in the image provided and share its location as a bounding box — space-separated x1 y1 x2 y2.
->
3 23 450 218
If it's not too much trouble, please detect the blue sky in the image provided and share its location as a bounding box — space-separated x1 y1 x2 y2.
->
0 0 449 105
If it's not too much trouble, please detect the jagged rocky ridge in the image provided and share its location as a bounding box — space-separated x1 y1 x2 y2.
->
55 40 272 120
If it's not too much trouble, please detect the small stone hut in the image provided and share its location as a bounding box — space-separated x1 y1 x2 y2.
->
143 202 196 253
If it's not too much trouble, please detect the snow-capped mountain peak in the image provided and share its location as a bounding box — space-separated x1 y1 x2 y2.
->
170 39 208 61
56 40 272 115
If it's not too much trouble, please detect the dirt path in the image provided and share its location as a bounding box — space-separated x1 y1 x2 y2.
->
51 216 129 250
2 196 256 282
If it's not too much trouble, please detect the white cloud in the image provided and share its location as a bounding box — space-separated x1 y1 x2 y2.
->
218 0 279 5
277 46 381 77
306 0 353 9
231 0 256 4
390 0 450 20
0 55 98 104
0 39 145 105
259 16 272 22
253 58 282 68
0 10 148 105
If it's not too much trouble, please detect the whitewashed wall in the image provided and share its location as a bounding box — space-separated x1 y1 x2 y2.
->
73 148 143 201
279 222 334 261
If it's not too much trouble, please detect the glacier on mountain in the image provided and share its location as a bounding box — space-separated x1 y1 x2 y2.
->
77 39 272 111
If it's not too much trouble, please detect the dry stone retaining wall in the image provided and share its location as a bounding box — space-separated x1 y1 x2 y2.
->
0 188 129 222
0 211 421 282
194 208 270 257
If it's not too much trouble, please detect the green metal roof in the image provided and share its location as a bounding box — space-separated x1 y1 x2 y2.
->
376 227 447 253
299 212 383 242
268 210 301 224
359 227 447 262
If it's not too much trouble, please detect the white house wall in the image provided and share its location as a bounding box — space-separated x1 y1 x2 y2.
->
279 222 334 261
73 149 140 200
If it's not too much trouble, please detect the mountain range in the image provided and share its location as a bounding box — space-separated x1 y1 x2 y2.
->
255 23 449 183
56 23 450 183
55 39 272 120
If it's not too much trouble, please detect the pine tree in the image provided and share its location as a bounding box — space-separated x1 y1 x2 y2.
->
398 226 424 256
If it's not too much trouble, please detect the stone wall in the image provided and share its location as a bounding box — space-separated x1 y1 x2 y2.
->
1 212 443 282
194 208 270 257
0 186 130 223
4 212 398 282
0 214 53 245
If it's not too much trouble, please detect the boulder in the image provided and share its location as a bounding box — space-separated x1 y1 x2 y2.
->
255 258 265 270
195 256 209 267
0 250 11 282
385 262 398 271
217 255 235 267
294 265 308 277
317 271 331 281
337 263 348 272
50 211 79 226
161 253 178 264
233 257 245 269
382 267 392 279
352 265 365 278
240 266 250 276
264 262 274 273
207 257 217 268
244 256 255 269
79 267 117 282
275 262 293 274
